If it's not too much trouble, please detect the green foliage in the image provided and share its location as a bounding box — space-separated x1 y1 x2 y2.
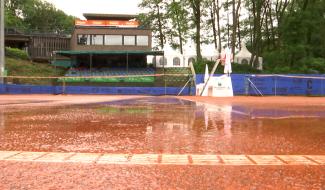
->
5 47 30 60
263 0 325 73
138 0 168 49
165 0 190 54
5 57 66 77
263 51 325 74
5 57 66 85
193 59 261 74
5 0 75 33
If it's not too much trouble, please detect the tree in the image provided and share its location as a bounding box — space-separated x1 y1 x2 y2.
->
244 0 266 67
187 0 203 60
4 0 74 33
280 0 325 65
165 0 190 54
139 0 167 50
206 0 222 53
231 0 241 55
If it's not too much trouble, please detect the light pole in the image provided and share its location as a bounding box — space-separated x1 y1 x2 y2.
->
0 0 5 83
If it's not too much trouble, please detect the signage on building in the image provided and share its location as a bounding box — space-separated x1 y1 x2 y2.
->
75 20 139 28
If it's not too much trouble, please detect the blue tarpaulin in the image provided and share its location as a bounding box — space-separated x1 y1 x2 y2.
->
0 74 324 96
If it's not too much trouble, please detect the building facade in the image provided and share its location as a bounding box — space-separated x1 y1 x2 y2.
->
70 14 152 52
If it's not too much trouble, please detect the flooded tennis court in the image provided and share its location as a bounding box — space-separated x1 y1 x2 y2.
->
0 95 324 189
0 96 324 155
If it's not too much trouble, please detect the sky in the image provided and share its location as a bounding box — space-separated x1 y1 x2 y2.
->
43 0 142 19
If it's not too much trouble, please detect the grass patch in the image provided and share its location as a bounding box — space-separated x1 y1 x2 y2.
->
5 57 66 85
97 106 154 114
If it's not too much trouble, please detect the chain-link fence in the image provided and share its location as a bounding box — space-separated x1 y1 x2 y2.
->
0 71 195 95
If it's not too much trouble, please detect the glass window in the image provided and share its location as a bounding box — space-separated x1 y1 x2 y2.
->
159 57 167 66
173 57 181 66
77 35 91 45
91 35 104 45
137 35 149 46
152 57 156 65
105 35 122 45
124 35 135 46
188 57 196 65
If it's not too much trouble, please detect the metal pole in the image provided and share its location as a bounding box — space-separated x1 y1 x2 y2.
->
163 54 166 95
126 52 129 74
0 0 5 84
274 75 277 96
200 59 220 96
90 54 92 73
321 77 324 96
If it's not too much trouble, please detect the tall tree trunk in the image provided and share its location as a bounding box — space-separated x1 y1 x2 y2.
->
251 0 265 67
156 4 165 50
210 1 218 50
189 0 202 60
237 15 241 50
231 0 241 55
267 0 276 49
177 20 184 54
216 0 222 53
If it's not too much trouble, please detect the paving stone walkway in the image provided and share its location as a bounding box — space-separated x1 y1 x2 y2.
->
0 151 323 166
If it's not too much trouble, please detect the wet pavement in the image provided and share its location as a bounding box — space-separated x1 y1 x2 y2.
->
0 96 324 189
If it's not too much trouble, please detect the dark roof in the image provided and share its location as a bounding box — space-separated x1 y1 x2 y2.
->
83 13 138 21
55 50 164 56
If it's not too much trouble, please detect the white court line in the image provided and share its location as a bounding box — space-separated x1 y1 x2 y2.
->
0 151 324 166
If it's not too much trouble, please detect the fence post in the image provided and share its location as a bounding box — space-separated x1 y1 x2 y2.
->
244 75 249 95
320 78 324 96
62 79 66 95
274 75 277 96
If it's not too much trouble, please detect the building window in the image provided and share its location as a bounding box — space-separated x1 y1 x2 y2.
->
152 57 156 65
124 35 135 46
77 35 91 45
241 59 249 65
137 35 148 46
173 57 181 66
159 57 167 66
105 35 122 45
91 35 104 45
188 57 196 65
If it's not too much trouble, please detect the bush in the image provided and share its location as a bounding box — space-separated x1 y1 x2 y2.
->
5 47 30 60
263 50 325 74
193 59 260 74
305 57 325 73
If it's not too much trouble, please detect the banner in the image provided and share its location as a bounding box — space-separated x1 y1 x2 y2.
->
75 20 139 28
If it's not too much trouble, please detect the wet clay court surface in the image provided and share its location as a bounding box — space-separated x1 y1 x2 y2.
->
0 162 323 190
0 95 324 189
0 96 324 154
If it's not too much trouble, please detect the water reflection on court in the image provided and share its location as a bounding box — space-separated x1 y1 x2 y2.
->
0 97 324 155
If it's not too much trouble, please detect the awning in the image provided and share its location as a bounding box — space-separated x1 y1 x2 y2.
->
54 50 164 56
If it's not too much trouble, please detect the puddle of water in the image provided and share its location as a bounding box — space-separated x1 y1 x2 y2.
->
0 97 324 154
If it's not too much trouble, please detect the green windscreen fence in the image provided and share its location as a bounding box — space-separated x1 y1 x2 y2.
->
58 76 155 83
51 59 73 68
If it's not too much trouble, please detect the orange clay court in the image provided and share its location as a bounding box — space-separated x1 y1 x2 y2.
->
0 95 324 189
